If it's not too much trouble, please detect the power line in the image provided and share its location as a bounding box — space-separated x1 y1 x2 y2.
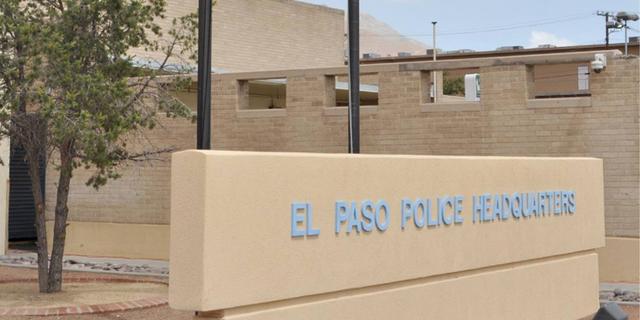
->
361 12 596 38
627 26 640 33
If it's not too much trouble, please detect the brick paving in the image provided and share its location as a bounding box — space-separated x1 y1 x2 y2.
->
0 268 169 317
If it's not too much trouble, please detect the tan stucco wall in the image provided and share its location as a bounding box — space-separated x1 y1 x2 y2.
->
169 151 604 318
128 0 345 72
596 237 640 282
45 221 169 259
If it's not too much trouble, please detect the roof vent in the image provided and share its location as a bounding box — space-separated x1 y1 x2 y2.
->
496 46 524 51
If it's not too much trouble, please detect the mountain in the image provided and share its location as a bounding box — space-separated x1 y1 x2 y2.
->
350 13 430 58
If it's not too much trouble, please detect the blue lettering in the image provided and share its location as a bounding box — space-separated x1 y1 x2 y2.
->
512 193 522 218
493 194 502 220
501 193 510 220
361 200 375 232
538 192 546 216
546 192 554 215
473 195 483 223
347 202 362 233
454 196 464 224
375 200 390 231
554 191 562 214
401 199 413 229
426 198 438 226
291 203 307 237
414 199 427 228
568 191 576 214
483 194 492 221
335 201 349 233
439 197 454 225
306 204 320 236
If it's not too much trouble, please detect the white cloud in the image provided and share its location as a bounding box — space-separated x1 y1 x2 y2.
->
528 31 576 48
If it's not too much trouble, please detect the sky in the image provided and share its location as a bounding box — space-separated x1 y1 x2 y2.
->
299 0 640 52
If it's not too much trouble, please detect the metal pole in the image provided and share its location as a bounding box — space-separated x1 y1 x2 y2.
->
605 13 609 48
347 0 360 154
197 0 212 150
432 21 437 104
624 20 628 55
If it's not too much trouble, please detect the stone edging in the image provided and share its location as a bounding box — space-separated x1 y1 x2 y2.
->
0 277 168 316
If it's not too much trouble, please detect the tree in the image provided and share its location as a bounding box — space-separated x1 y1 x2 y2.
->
0 0 198 293
443 72 465 96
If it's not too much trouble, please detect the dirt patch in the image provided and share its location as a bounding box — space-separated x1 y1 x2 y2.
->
0 281 167 308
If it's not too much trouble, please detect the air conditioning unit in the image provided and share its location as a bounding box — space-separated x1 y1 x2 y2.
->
464 74 481 102
398 52 411 57
363 53 381 59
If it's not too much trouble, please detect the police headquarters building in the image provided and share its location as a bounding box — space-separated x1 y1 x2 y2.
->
2 0 639 288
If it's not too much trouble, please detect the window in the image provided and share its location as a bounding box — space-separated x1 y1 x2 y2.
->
332 75 379 107
420 70 481 104
238 79 287 110
577 66 589 91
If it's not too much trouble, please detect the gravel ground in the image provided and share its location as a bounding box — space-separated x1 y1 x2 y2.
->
1 265 638 319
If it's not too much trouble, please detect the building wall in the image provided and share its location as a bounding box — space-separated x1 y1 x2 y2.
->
44 116 195 225
129 0 345 72
44 55 639 264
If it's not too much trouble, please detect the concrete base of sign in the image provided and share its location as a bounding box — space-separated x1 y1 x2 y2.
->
194 252 599 320
596 237 640 282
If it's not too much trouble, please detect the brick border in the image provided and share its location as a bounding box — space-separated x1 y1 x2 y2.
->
0 277 168 316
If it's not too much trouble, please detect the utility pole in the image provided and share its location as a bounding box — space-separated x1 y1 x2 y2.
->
197 0 212 150
605 13 610 47
597 11 612 47
432 21 437 104
347 0 360 154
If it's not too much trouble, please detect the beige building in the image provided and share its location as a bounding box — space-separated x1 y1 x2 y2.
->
4 0 636 283
47 49 640 283
128 0 345 73
6 0 344 245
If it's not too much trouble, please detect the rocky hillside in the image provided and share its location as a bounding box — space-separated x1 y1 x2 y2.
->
350 13 430 58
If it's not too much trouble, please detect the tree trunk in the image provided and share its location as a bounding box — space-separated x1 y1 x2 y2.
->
47 143 73 293
27 151 48 293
